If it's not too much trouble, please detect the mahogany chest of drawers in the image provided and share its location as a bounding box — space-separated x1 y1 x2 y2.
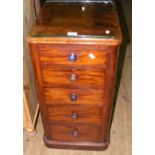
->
27 0 122 150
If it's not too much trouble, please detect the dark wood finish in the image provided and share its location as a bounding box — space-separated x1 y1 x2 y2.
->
44 135 109 150
49 123 102 142
28 1 122 45
27 0 122 150
27 1 122 45
44 87 104 105
38 47 107 66
101 46 120 142
42 69 105 87
47 104 102 124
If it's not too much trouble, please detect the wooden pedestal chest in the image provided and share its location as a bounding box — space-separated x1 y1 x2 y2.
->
27 0 122 150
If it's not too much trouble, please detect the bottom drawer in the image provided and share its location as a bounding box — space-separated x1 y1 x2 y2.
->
50 123 102 142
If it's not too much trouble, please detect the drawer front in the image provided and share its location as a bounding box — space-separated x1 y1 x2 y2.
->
49 123 102 142
38 47 107 66
47 104 102 124
42 69 105 87
44 88 104 105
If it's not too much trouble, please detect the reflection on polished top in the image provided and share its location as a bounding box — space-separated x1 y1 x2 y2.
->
28 1 122 44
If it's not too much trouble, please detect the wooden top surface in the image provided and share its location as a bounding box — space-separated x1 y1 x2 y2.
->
27 1 122 45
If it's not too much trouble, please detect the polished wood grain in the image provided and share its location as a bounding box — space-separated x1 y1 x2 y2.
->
24 41 132 152
28 43 120 149
49 123 102 142
27 1 122 45
38 47 107 66
24 0 132 152
44 87 104 105
42 69 105 87
27 1 122 150
101 46 119 142
47 104 102 124
29 44 51 138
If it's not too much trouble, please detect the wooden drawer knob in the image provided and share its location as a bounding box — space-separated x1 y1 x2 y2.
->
68 53 76 62
72 130 78 137
69 74 77 82
70 93 77 102
71 112 78 119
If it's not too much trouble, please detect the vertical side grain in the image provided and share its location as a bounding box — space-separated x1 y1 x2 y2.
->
29 44 50 138
101 46 119 141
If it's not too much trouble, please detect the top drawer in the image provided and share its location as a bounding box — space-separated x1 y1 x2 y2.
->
38 45 108 66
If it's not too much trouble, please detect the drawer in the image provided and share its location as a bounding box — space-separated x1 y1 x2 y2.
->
47 104 102 124
42 69 105 87
44 87 104 105
38 46 107 66
49 123 102 142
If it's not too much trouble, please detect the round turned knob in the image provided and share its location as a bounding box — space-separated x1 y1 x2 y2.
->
70 93 77 102
72 130 78 137
69 74 77 82
71 112 78 119
68 53 76 62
